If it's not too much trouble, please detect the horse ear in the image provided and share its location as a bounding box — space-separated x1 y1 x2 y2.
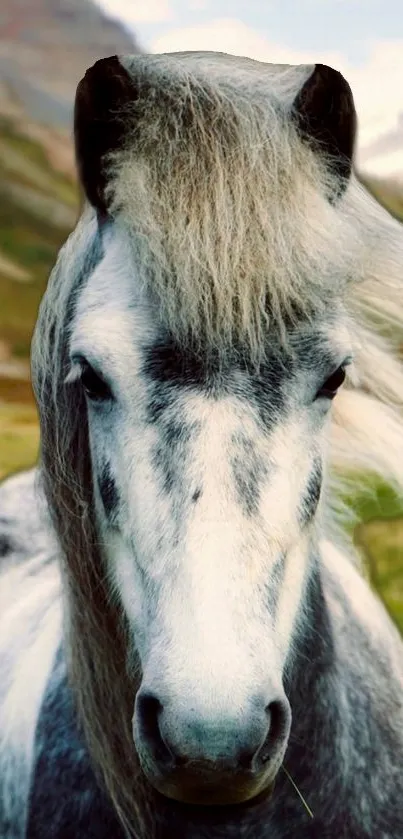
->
292 63 357 195
74 55 135 215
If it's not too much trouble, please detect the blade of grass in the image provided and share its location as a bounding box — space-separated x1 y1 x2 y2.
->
281 765 314 819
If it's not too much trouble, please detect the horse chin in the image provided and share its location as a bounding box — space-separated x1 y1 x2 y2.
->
150 773 276 809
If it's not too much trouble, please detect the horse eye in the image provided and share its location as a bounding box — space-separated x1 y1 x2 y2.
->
80 363 112 402
316 365 346 400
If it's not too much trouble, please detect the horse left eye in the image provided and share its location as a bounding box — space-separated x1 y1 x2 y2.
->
316 365 346 400
80 363 112 402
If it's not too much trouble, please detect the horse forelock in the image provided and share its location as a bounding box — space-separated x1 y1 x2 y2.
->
102 55 358 361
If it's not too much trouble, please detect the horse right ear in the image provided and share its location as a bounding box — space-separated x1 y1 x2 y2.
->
74 56 135 216
292 63 357 196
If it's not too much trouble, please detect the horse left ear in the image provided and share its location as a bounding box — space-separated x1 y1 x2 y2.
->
74 55 135 216
292 64 357 196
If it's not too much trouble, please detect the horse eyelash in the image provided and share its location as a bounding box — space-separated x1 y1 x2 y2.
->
64 363 83 386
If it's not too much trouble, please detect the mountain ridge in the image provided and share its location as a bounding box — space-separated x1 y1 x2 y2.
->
0 0 141 130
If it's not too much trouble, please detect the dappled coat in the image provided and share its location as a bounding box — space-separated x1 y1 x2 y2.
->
1 51 403 839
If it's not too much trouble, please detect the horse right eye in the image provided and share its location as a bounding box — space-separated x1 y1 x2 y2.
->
316 365 346 401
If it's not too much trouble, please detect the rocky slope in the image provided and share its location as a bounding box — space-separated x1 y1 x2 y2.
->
0 0 141 128
0 0 141 364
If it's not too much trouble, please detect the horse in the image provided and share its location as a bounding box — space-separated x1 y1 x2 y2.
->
1 51 403 839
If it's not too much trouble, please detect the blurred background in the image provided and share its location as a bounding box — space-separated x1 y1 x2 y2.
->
0 0 402 625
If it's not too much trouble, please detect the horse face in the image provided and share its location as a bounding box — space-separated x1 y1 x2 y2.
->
69 227 351 805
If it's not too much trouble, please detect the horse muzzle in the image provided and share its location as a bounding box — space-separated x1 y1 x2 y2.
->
133 688 291 805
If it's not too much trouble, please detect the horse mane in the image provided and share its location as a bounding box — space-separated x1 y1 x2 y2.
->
108 52 403 514
327 184 403 533
106 54 354 358
31 53 403 838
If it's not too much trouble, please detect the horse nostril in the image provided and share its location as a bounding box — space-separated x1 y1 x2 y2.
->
238 742 262 770
237 700 288 770
268 699 288 738
258 699 290 765
136 691 173 767
135 689 291 778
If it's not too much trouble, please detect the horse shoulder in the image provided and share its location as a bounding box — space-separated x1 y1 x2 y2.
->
320 539 403 834
0 469 123 838
0 552 62 838
26 649 124 839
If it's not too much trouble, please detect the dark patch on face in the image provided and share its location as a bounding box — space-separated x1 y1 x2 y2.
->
298 458 323 526
143 336 213 390
98 461 120 523
153 443 176 496
142 328 342 439
266 553 286 617
283 552 335 689
231 433 270 517
0 532 12 557
143 343 296 433
153 419 199 496
146 389 175 424
143 333 292 411
192 487 202 503
164 419 193 448
86 223 105 273
240 331 339 431
248 354 291 428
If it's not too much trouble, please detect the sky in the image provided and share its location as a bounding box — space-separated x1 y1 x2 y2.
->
96 0 403 178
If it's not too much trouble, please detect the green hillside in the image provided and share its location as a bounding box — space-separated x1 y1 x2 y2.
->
361 174 403 223
0 114 402 629
0 116 78 476
0 116 77 356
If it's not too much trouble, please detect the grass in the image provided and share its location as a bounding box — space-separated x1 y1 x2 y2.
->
0 116 77 357
0 402 39 481
357 517 403 633
341 476 403 632
0 116 77 208
360 174 403 223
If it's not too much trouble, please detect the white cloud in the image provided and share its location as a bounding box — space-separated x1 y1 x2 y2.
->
362 148 403 180
97 0 173 25
151 18 342 65
151 21 403 174
188 0 210 8
345 42 403 142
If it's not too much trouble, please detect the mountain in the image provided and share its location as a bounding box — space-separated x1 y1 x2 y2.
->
0 0 142 358
0 0 141 130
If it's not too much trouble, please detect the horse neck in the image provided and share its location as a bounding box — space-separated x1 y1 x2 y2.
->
281 545 343 793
